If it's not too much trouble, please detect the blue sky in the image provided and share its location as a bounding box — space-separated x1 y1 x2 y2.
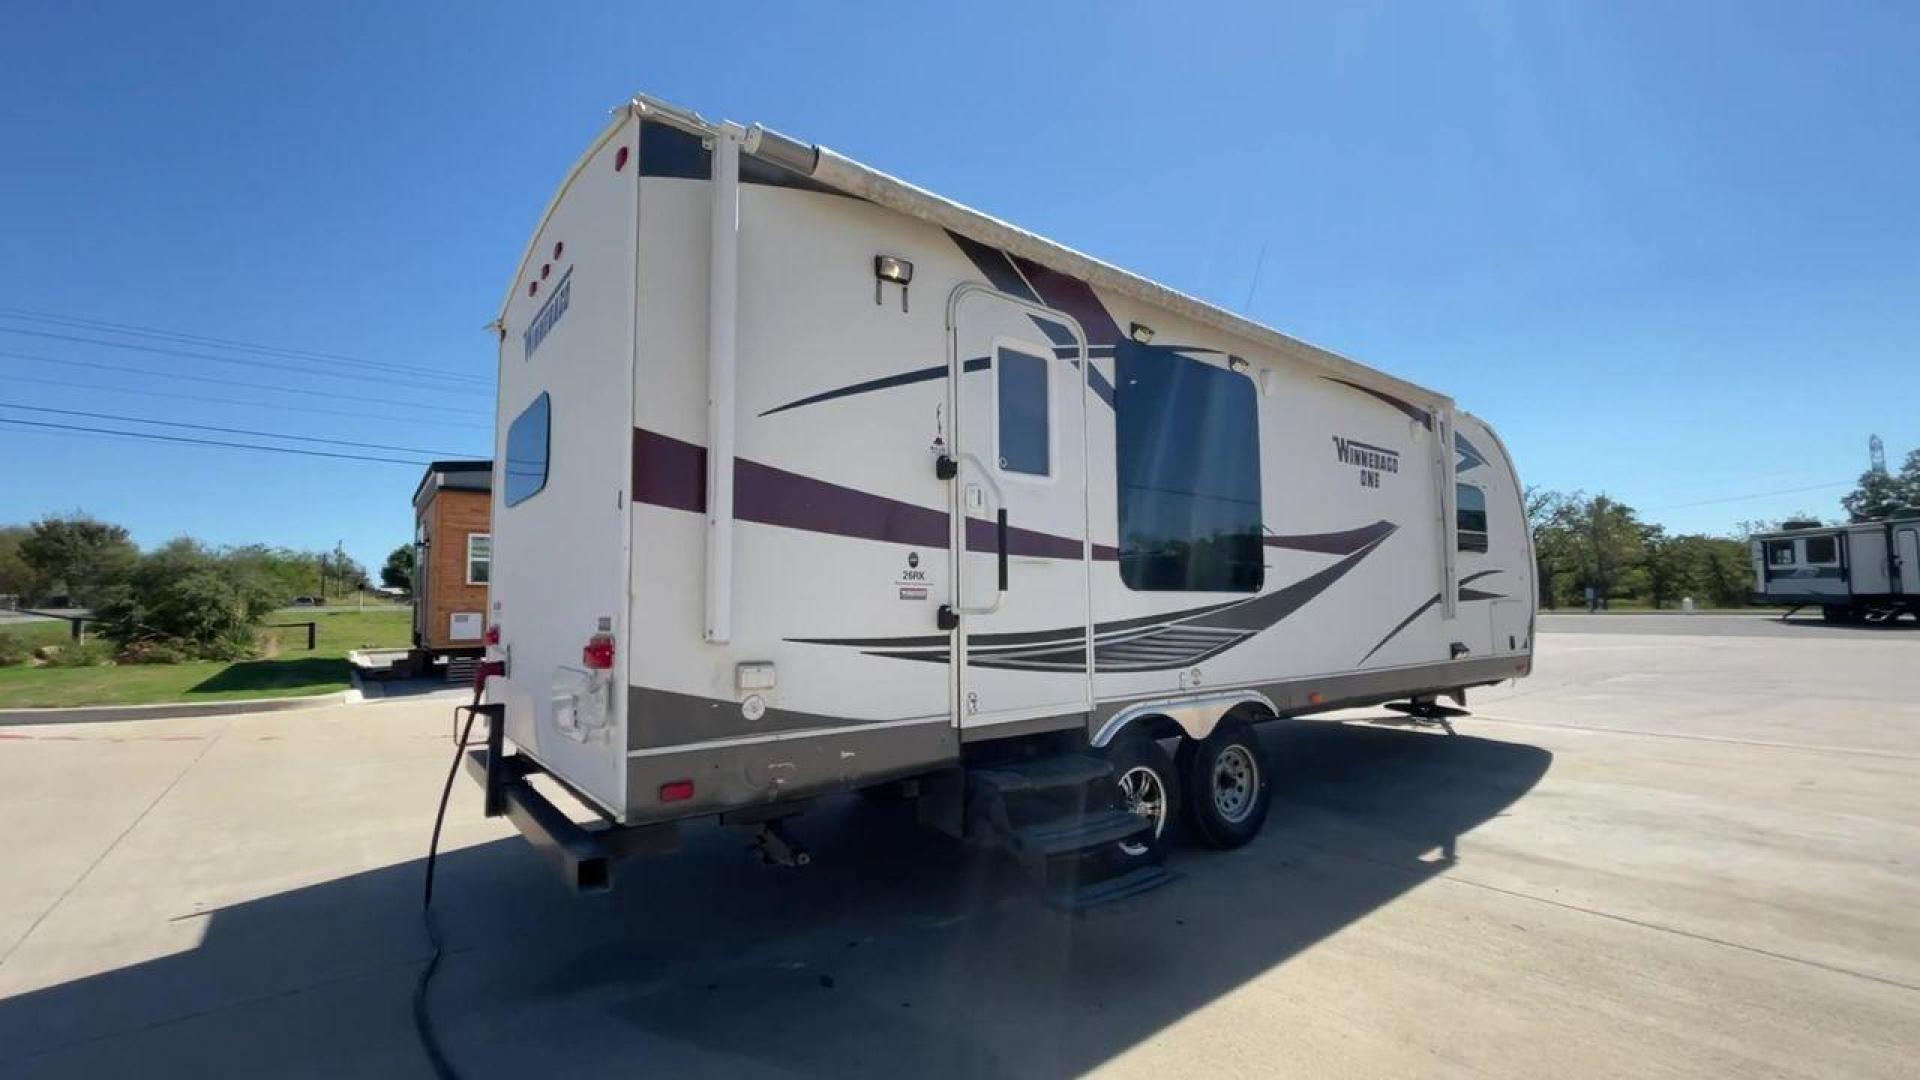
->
2 2 1915 572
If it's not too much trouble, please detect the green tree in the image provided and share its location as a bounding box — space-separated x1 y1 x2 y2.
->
1841 445 1920 522
1528 491 1653 607
1642 526 1684 609
380 544 415 590
1526 487 1575 608
18 513 138 607
319 541 368 598
0 525 35 603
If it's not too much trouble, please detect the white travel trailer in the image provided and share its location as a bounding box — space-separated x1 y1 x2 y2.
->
469 95 1535 904
1750 516 1920 622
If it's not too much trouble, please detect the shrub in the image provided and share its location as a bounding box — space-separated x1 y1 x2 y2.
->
0 630 28 667
94 539 287 659
115 640 193 665
41 638 114 667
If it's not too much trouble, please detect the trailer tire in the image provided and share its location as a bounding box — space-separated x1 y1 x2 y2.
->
1094 729 1181 871
1177 717 1272 850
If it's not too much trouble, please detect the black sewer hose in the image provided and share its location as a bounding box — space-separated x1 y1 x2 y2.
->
414 688 483 1080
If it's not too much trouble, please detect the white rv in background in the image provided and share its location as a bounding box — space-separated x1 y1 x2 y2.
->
470 95 1535 905
1750 516 1920 623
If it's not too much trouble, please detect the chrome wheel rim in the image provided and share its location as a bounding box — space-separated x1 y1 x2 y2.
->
1116 764 1168 857
1211 745 1258 824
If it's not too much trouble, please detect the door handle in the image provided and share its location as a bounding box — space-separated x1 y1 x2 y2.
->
954 452 1007 616
997 508 1009 593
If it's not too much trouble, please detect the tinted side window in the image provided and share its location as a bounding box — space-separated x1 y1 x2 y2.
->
1803 535 1837 564
1766 539 1796 566
504 393 551 507
1457 483 1489 553
1115 344 1262 592
996 346 1050 476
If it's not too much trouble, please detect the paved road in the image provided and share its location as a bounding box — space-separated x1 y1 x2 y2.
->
1 627 1916 1077
1540 609 1916 639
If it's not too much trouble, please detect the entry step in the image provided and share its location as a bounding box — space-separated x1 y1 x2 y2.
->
1048 864 1178 913
1003 807 1149 864
968 754 1112 796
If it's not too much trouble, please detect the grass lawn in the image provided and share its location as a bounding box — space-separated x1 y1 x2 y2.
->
0 608 411 709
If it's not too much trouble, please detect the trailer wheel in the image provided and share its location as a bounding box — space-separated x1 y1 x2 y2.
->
1177 717 1272 850
1095 729 1181 870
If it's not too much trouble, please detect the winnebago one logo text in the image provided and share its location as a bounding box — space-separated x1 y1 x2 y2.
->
523 268 573 361
1332 435 1399 489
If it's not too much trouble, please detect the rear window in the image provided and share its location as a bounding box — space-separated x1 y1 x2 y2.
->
504 393 550 507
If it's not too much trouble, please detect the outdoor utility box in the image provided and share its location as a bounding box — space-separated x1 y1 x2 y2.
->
411 460 493 655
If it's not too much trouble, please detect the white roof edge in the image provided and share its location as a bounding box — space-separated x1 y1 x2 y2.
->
512 94 1449 409
804 143 1450 409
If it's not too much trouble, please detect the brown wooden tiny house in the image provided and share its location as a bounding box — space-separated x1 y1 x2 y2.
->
412 460 492 655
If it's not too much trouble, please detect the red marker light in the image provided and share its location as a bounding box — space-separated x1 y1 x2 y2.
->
553 241 563 259
582 633 615 671
614 146 630 171
659 780 694 803
528 280 538 297
541 263 550 280
483 624 501 646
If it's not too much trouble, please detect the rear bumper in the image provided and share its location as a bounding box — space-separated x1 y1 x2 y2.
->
464 706 676 893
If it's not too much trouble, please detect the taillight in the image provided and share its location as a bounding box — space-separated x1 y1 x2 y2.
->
582 633 615 671
483 624 501 646
659 780 694 803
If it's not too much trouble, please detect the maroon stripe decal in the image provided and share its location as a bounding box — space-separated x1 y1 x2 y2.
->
633 428 1098 559
1008 255 1126 346
632 427 708 513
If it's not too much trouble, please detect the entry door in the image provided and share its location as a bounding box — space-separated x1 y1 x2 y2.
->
1899 528 1920 594
948 287 1092 732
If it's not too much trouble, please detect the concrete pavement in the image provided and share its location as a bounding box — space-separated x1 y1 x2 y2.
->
0 622 1916 1077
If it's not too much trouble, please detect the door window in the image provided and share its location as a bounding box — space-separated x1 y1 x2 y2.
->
995 345 1051 477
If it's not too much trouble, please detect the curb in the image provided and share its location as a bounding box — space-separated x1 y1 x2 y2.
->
0 690 354 727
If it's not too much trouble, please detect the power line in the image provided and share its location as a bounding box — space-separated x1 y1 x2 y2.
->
0 325 494 396
0 306 477 381
0 416 430 466
0 401 478 458
1648 480 1853 512
0 372 491 431
0 349 491 418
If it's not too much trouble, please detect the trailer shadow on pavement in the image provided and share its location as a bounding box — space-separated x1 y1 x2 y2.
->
0 719 1550 1078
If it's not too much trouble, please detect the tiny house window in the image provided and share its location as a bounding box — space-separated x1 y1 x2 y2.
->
1767 539 1797 566
1802 535 1838 564
466 534 492 585
1456 483 1489 553
1115 344 1263 592
504 393 551 506
995 345 1051 477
